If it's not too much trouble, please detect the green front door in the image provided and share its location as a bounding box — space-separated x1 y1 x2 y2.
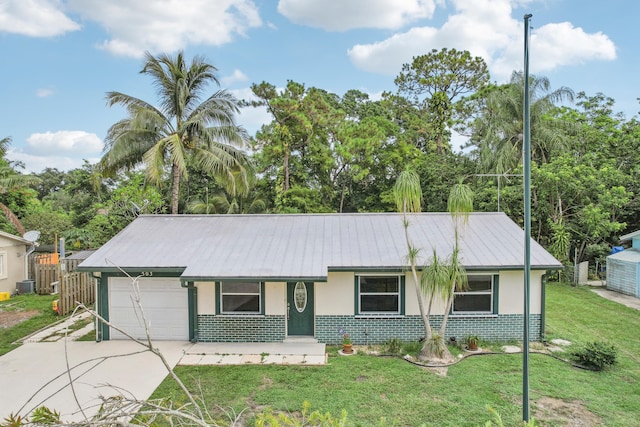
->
287 282 314 336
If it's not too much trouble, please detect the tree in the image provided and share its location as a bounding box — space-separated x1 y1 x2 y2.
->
102 51 249 214
0 136 40 235
471 72 575 173
395 48 490 153
394 170 473 362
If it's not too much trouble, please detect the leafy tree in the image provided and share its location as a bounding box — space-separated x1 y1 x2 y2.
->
0 136 40 235
102 51 249 214
395 48 490 153
471 72 575 173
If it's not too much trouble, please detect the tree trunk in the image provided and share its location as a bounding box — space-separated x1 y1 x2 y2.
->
283 150 290 192
0 203 25 235
171 164 181 214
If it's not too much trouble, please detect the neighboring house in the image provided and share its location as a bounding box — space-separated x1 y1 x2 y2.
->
0 230 30 294
78 213 561 344
606 230 640 298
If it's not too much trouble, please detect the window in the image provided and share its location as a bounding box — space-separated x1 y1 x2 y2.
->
219 281 262 314
357 275 402 315
452 275 496 314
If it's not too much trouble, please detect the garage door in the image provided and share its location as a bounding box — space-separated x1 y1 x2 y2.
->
108 277 189 340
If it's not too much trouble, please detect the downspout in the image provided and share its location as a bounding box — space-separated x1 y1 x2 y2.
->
181 280 198 342
24 243 37 283
540 273 548 342
91 273 103 342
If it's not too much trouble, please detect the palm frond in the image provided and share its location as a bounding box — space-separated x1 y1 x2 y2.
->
393 169 422 213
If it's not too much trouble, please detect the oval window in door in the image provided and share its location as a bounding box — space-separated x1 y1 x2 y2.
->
294 281 307 312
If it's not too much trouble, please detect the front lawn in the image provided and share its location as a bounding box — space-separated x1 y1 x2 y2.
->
0 293 58 355
152 283 640 426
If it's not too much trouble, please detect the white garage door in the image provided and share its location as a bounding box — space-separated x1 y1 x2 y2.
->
109 277 189 340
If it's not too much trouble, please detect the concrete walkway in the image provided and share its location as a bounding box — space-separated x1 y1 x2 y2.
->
591 287 640 311
181 342 327 366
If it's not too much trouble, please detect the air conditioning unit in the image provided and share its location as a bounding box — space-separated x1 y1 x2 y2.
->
16 280 35 294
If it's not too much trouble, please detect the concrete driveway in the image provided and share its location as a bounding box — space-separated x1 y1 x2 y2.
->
0 340 192 422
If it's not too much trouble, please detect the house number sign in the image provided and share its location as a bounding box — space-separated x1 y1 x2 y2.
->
294 282 307 312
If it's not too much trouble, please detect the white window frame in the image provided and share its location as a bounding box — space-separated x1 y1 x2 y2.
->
357 274 402 315
219 281 262 314
452 274 495 315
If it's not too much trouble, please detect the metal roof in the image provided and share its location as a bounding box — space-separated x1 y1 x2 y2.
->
607 248 640 263
78 212 562 280
620 230 640 242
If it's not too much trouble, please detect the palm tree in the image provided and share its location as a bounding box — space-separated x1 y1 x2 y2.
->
421 180 473 360
101 51 249 214
394 171 473 362
473 72 575 173
0 136 40 235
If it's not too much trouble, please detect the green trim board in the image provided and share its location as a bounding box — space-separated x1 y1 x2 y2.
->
183 276 328 283
76 267 186 274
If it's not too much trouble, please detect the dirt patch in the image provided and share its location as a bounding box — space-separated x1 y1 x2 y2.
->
533 397 602 426
0 309 39 329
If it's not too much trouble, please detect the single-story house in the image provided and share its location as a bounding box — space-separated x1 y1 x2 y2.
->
77 213 561 344
606 230 640 298
0 230 30 295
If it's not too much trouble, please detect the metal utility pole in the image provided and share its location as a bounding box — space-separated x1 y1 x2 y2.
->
522 12 533 423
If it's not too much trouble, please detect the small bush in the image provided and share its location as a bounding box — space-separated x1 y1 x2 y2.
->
384 338 403 355
571 341 617 371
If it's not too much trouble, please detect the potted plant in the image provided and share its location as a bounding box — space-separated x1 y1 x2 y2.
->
465 335 480 351
342 333 353 354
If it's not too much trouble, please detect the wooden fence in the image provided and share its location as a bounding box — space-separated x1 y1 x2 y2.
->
58 271 96 316
28 253 96 315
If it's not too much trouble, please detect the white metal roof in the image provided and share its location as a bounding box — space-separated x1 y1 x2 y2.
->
620 230 640 242
78 212 562 280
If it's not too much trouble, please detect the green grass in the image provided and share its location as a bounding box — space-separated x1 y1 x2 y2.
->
150 283 640 426
0 294 59 355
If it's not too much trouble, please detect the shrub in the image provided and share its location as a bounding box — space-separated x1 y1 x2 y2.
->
384 338 403 355
571 341 617 371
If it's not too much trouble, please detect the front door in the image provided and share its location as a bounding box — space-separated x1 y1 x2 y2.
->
287 282 314 336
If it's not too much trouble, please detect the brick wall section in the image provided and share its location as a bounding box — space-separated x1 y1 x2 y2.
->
197 315 286 342
316 315 541 345
197 314 540 344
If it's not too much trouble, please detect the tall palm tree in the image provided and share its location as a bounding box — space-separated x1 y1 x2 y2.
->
473 72 575 173
101 51 249 214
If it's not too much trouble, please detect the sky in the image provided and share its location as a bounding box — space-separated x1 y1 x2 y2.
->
0 0 637 173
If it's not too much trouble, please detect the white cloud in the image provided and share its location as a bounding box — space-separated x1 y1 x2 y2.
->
36 88 54 98
7 149 100 173
347 0 616 80
26 130 103 155
222 69 249 86
278 0 439 31
229 88 272 136
67 0 262 57
0 0 80 37
6 130 103 172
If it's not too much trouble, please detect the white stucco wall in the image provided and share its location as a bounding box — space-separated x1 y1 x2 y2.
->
0 236 27 295
194 270 546 317
195 282 215 315
264 282 285 315
316 272 354 315
195 281 286 315
498 270 543 314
